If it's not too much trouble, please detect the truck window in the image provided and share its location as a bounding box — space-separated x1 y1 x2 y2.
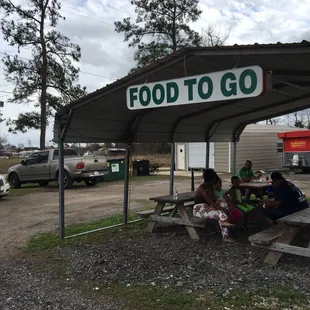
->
53 149 79 160
27 151 49 165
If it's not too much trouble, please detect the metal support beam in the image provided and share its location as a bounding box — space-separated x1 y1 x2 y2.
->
169 140 175 195
205 141 210 169
169 99 246 140
58 137 65 239
191 45 310 57
123 145 130 224
191 168 195 191
56 110 73 240
66 56 186 112
232 141 237 175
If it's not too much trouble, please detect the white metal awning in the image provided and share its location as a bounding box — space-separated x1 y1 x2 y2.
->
54 41 310 143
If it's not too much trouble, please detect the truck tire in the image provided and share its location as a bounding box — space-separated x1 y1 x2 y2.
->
9 173 21 189
39 181 49 187
57 171 73 189
84 178 98 186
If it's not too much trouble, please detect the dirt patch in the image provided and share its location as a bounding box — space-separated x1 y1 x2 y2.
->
0 158 20 174
0 177 194 257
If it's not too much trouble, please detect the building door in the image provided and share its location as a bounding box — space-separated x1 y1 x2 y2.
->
177 144 186 170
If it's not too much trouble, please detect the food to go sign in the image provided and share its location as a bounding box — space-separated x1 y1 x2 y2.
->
126 66 268 110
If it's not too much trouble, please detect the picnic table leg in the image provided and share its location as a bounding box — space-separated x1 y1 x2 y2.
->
147 202 165 232
263 226 300 266
177 203 200 241
169 206 178 218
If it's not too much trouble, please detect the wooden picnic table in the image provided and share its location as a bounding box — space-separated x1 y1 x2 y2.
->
249 207 310 265
145 191 205 240
239 182 271 189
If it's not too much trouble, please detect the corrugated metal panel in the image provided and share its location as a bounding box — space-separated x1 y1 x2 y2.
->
176 125 301 172
232 126 299 172
214 142 230 172
188 143 206 169
235 132 283 171
244 124 305 133
230 125 298 172
54 41 310 144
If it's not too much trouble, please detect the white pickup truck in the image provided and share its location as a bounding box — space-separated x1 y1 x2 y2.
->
8 148 108 189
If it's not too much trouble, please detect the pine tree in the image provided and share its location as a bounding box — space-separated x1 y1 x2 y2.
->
115 0 202 71
0 0 86 149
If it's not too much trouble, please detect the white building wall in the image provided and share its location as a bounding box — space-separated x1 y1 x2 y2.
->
175 124 303 172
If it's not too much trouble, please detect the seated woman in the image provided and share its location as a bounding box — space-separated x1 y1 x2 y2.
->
193 169 235 242
258 172 309 225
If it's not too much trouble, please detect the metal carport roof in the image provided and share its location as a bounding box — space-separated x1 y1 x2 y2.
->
54 40 310 144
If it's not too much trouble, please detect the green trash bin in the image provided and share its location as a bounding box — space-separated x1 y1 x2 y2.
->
104 158 125 182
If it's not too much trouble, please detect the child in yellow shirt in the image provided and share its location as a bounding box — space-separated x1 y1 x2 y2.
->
228 176 254 213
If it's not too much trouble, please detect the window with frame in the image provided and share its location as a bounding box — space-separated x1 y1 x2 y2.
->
277 142 283 154
27 151 49 164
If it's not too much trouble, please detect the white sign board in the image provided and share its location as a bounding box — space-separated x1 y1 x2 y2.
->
127 66 268 110
111 163 119 173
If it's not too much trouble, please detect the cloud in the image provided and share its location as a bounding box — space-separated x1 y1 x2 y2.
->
0 0 309 146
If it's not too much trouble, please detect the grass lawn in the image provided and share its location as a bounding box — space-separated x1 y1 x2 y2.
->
23 212 146 253
92 283 309 310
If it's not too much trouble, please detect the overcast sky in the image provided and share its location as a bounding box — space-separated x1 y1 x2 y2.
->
0 0 309 147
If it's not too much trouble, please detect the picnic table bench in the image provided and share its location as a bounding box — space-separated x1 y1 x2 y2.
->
249 207 310 265
138 191 207 240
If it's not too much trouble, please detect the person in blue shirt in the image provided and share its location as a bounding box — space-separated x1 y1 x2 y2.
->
259 172 309 225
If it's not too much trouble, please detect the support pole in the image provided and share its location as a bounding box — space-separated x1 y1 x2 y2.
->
169 140 175 195
232 141 237 175
123 145 130 224
58 138 65 239
191 168 195 191
205 141 210 169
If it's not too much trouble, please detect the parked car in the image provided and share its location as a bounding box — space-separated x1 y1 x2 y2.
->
8 148 109 189
0 174 10 198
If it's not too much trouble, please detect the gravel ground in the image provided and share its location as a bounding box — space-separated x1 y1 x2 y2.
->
1 173 310 309
1 225 310 309
0 256 123 310
52 226 310 295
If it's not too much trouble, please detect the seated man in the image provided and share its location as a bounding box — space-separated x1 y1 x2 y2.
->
236 160 263 201
259 172 309 225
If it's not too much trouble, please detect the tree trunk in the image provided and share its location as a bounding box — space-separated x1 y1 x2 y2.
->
39 0 49 150
172 0 177 52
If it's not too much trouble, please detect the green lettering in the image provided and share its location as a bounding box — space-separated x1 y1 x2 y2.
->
167 82 179 103
129 87 138 107
184 78 197 101
139 86 151 106
221 72 237 97
152 84 165 105
239 69 257 95
198 76 213 100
